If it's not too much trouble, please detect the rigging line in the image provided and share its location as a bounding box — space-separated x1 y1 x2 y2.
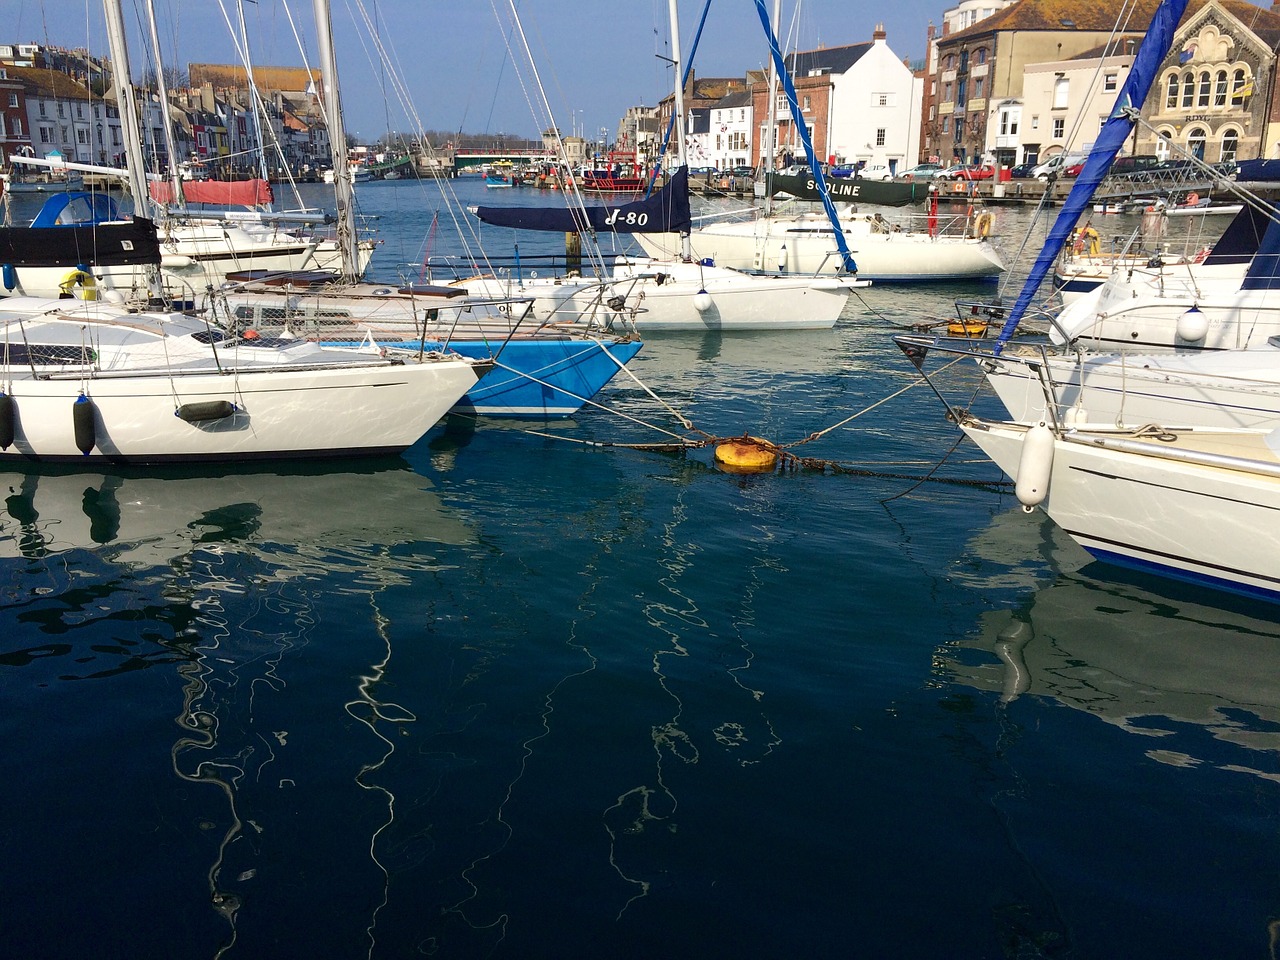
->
785 355 968 447
341 1 498 275
495 2 611 279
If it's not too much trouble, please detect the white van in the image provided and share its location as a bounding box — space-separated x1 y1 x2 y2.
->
1032 154 1085 181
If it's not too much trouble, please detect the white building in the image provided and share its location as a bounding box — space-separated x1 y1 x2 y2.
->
707 89 753 170
778 25 922 175
1020 46 1136 163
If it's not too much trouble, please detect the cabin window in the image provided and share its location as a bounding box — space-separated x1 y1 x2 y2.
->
1197 71 1211 107
1221 128 1239 162
1215 71 1228 107
1166 74 1179 109
1181 71 1195 108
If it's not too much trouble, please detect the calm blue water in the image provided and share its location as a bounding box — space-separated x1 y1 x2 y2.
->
3 182 1278 959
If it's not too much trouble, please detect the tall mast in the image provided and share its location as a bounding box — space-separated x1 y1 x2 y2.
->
668 0 692 261
103 0 154 220
103 0 163 298
763 0 781 215
312 0 360 281
144 0 183 206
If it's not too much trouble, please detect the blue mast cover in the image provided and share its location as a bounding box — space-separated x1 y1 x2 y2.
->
752 0 857 274
995 0 1191 346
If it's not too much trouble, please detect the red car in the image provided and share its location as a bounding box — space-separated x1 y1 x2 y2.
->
1064 161 1086 176
938 163 996 181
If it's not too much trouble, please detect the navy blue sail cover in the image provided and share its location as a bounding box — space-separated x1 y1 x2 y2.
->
995 0 1190 346
474 167 691 234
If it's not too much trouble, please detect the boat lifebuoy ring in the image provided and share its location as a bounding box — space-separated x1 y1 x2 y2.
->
59 269 97 300
974 212 994 238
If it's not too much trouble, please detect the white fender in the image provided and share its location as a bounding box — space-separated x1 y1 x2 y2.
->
777 243 788 272
1176 305 1208 342
692 289 714 313
1015 422 1055 508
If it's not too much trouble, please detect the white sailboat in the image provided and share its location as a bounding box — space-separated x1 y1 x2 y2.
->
467 0 856 332
900 0 1280 601
0 0 487 465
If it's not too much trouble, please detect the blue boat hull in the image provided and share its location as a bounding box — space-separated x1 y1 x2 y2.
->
328 337 643 418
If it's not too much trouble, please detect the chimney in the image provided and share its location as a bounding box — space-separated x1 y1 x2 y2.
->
873 23 887 42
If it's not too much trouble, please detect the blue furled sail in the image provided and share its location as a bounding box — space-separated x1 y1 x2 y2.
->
752 0 857 274
474 167 691 235
994 0 1190 346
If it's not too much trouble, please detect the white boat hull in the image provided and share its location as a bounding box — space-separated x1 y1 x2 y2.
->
0 358 481 463
962 416 1280 600
983 344 1280 431
633 216 1005 282
457 258 853 331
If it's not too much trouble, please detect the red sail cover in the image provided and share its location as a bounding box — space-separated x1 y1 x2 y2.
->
149 179 274 206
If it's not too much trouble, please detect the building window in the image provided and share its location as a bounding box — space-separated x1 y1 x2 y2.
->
1031 115 1039 129
878 93 888 106
1155 131 1172 160
39 126 50 143
56 102 64 118
943 82 953 102
75 103 83 118
1187 126 1206 160
1198 71 1211 107
1182 71 1194 108
1104 73 1118 92
1052 116 1065 138
974 76 985 99
941 116 949 134
976 47 988 65
1232 69 1251 104
876 128 886 147
6 93 15 108
802 95 810 111
76 128 88 144
38 101 46 117
1221 128 1239 162
11 117 20 136
1052 77 1069 109
1215 70 1228 106
1166 73 1179 109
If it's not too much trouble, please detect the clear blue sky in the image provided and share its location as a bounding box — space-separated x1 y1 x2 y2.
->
4 0 941 141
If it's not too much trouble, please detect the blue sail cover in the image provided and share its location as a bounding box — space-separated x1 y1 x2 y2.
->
995 0 1190 346
753 0 857 274
474 167 691 234
1240 209 1280 289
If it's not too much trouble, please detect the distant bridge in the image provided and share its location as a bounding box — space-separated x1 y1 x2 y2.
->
452 149 556 171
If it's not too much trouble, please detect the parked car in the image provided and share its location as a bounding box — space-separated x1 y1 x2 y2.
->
1008 162 1037 179
938 163 996 181
729 165 755 177
1064 161 1086 177
1110 155 1161 178
857 163 894 181
1031 155 1085 181
898 162 944 179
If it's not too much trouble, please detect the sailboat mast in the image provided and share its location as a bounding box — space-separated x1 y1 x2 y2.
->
763 0 780 214
102 0 154 220
312 0 361 282
668 0 692 262
143 0 183 207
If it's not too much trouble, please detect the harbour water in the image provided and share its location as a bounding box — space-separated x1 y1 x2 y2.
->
3 181 1278 959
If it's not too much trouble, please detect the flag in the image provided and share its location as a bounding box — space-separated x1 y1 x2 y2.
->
1179 41 1197 63
1238 79 1254 98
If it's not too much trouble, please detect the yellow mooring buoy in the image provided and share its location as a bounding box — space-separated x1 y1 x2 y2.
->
714 436 779 474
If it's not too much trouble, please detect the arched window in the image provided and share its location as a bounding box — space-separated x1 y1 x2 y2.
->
1166 73 1180 109
1231 69 1251 105
1221 127 1239 162
1155 131 1172 161
1198 71 1211 107
1187 126 1207 160
1182 71 1195 108
1215 70 1228 107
